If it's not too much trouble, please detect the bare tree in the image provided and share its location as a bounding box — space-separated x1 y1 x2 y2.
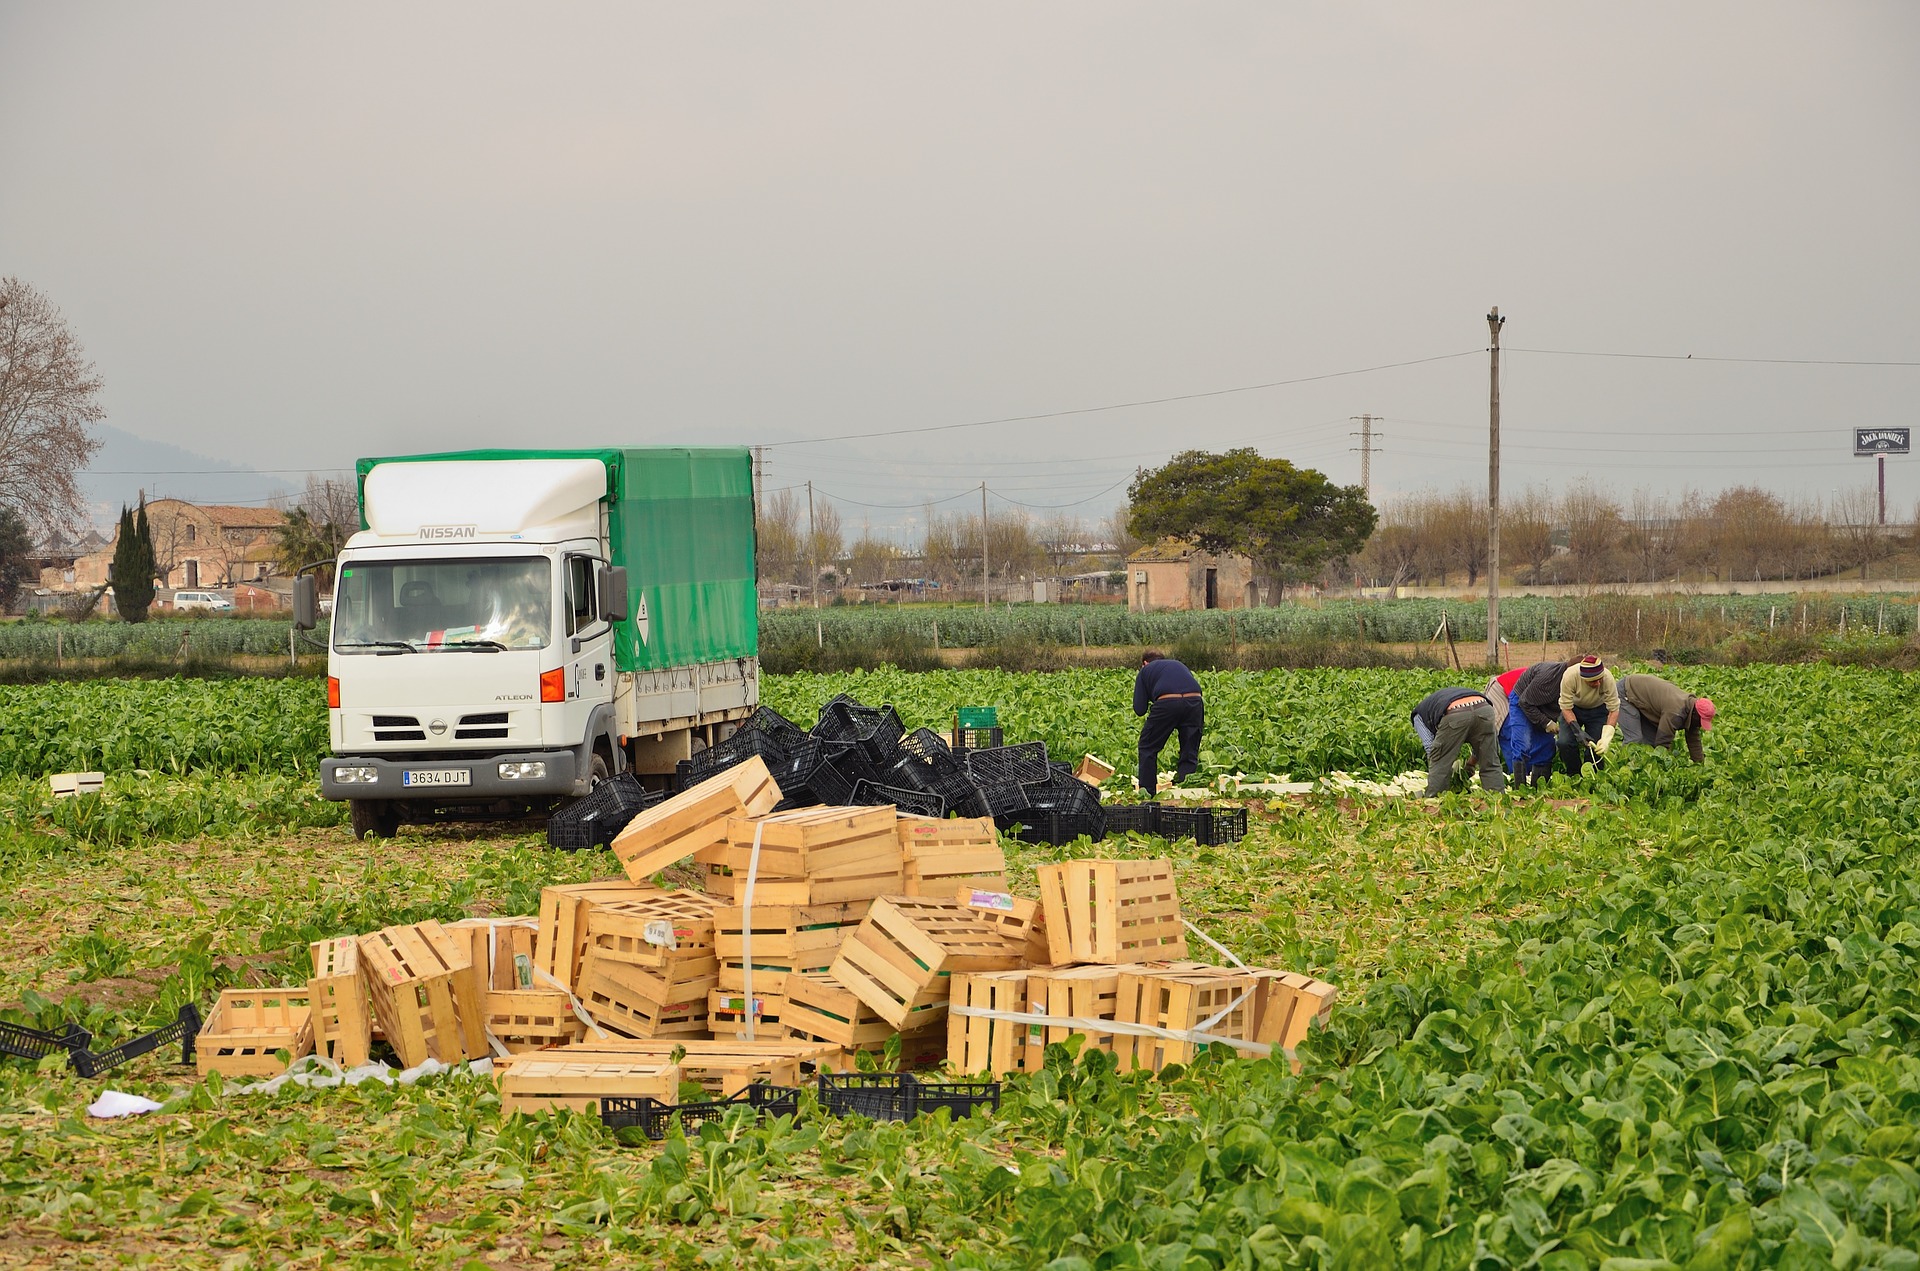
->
1621 489 1676 584
1562 482 1625 585
0 278 106 537
1503 486 1557 584
845 530 900 586
808 496 844 583
1428 487 1488 586
756 488 804 586
1708 486 1794 583
1036 515 1087 576
1827 483 1885 579
1101 504 1141 558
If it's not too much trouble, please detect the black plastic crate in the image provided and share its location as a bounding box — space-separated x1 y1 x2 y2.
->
0 1019 90 1063
819 1071 917 1121
601 1083 801 1140
1023 771 1104 819
975 778 1030 818
913 1077 1000 1120
789 749 859 806
1155 805 1249 846
996 808 1109 846
851 781 946 818
964 742 1051 788
69 1004 200 1078
812 697 906 765
685 709 808 783
885 754 992 819
901 727 955 764
950 725 1004 753
816 1072 999 1122
547 773 661 850
1101 803 1162 836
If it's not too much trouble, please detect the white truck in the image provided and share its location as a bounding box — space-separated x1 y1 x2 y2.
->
294 448 759 838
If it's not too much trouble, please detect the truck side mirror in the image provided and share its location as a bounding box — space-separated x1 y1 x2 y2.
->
292 575 318 630
598 566 629 624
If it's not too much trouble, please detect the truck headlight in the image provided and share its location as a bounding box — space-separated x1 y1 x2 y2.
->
334 766 379 784
498 761 547 780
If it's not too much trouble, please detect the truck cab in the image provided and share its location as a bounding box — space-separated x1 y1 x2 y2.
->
302 450 758 839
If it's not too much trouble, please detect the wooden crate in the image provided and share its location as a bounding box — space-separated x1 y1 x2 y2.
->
712 806 905 905
536 882 663 991
446 918 539 992
1025 964 1124 1067
717 954 837 998
708 990 789 1039
197 988 315 1078
308 936 371 1068
577 953 716 1039
1074 754 1117 786
610 757 782 882
829 896 1024 1031
544 1038 837 1097
947 970 1031 1078
716 901 869 963
358 920 489 1067
1113 963 1258 1074
1249 970 1338 1071
783 971 897 1049
497 1058 679 1114
486 989 586 1053
898 815 1007 896
582 890 720 971
1036 858 1187 966
955 887 1050 965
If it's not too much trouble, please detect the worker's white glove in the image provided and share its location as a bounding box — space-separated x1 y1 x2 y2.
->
1594 724 1615 755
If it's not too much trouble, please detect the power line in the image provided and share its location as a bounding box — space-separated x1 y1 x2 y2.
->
85 467 352 475
1508 347 1920 367
758 349 1483 449
988 475 1135 510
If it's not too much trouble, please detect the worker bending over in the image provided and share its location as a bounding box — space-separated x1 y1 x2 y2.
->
1409 686 1507 797
1132 650 1204 797
1555 654 1619 776
1508 660 1568 785
1617 673 1716 762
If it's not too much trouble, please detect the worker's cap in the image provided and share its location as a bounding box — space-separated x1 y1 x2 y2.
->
1695 697 1717 730
1577 655 1605 678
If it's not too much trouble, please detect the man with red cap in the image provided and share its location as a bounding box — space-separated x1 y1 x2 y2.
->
1555 654 1619 777
1617 673 1716 762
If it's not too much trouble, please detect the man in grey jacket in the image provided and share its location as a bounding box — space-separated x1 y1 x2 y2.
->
1618 673 1716 762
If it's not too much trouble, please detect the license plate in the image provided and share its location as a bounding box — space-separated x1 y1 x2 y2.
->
402 769 471 787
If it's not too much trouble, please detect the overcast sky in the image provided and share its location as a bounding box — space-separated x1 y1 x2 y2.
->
4 2 1917 537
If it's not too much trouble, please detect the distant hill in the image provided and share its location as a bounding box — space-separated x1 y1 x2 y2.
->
79 425 297 527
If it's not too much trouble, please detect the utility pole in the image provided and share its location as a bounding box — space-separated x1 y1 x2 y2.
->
981 482 990 612
807 480 818 613
1486 307 1505 667
751 446 766 521
1879 453 1887 526
1349 414 1382 497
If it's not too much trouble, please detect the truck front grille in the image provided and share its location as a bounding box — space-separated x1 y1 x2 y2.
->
456 711 511 740
371 714 426 742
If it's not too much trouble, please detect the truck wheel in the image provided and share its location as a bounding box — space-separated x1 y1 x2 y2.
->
349 800 402 840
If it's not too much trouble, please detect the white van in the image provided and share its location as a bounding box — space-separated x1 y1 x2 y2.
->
172 590 234 611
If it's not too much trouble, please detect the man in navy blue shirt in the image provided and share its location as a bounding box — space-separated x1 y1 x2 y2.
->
1133 651 1204 796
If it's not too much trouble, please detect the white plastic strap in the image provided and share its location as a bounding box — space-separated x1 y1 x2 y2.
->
739 820 768 1042
461 918 551 1051
531 965 609 1040
1183 919 1249 970
946 1003 1294 1064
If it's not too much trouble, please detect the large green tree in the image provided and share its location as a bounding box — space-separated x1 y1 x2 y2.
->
109 501 156 622
1127 448 1376 597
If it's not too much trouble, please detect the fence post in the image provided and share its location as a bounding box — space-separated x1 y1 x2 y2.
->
1635 608 1641 643
932 621 940 651
1769 605 1776 633
1079 618 1086 649
56 630 63 667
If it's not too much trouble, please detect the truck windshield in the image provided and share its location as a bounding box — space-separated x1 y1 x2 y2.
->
332 558 551 653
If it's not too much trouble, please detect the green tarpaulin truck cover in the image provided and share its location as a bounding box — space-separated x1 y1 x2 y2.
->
355 447 757 673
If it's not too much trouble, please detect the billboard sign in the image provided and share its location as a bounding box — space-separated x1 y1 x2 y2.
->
1855 428 1911 456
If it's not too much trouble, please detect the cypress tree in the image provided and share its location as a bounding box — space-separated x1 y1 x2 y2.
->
110 501 156 622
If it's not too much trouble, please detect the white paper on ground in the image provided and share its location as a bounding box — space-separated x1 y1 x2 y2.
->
88 1090 163 1118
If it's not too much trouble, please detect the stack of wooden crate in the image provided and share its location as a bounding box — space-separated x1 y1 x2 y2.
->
945 857 1338 1078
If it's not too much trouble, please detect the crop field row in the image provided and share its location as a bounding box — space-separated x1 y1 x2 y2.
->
0 665 1916 1266
6 591 1918 666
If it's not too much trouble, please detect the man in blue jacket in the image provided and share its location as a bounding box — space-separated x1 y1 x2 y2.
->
1133 651 1204 796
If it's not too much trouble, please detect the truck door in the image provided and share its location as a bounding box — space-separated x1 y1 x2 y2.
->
563 553 615 765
